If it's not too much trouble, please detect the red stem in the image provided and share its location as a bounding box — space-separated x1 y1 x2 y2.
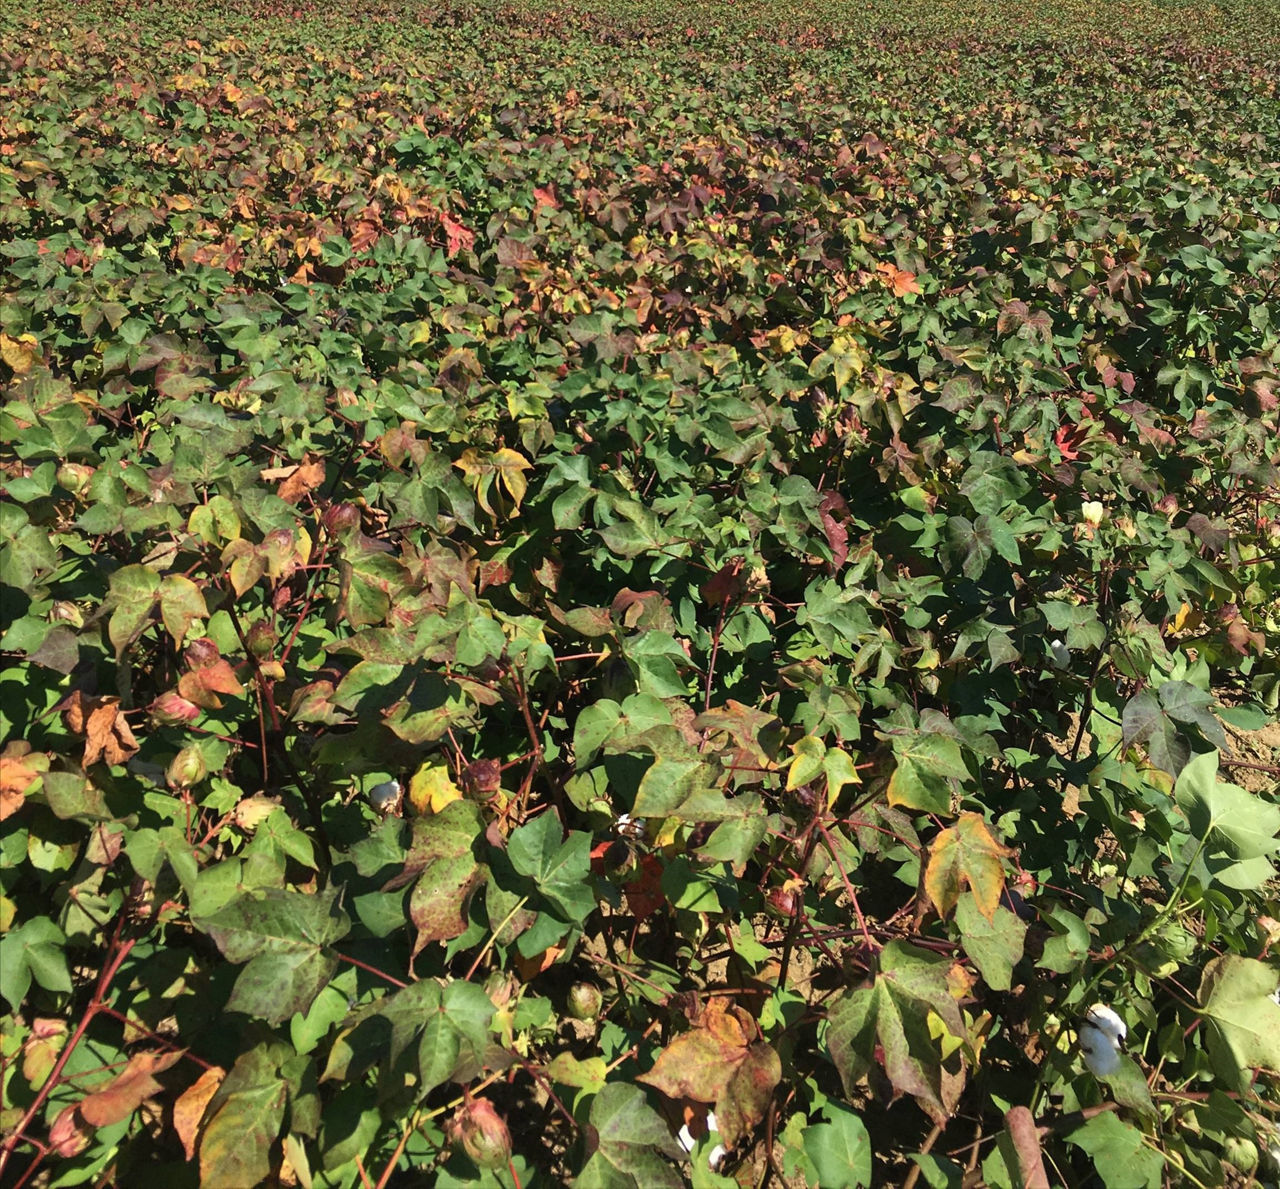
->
0 926 138 1185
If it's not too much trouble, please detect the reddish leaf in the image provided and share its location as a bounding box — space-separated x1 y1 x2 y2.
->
1053 421 1089 461
818 491 851 571
178 660 245 710
1005 1106 1050 1189
700 557 745 608
639 999 778 1148
441 211 475 256
78 1049 185 1127
623 854 667 920
48 1104 91 1158
716 1042 782 1149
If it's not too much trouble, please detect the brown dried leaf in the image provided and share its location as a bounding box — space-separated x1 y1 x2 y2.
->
63 692 140 768
78 1049 185 1128
174 1065 226 1161
276 455 326 504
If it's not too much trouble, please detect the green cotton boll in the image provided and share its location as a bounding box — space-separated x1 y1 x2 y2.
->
166 745 208 790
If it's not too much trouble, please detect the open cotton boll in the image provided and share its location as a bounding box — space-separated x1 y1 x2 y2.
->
677 1114 727 1171
1079 1003 1126 1077
1049 638 1070 668
368 779 403 816
1084 1003 1127 1042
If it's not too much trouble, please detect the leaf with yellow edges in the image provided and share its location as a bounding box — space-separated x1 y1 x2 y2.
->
409 762 462 814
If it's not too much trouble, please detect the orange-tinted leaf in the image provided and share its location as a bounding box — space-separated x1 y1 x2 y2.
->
876 261 920 297
174 1066 226 1162
925 812 1012 921
78 1049 185 1127
178 660 245 710
1 751 43 818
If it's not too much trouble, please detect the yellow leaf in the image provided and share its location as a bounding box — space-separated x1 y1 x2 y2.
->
924 812 1012 921
787 734 826 791
822 747 861 808
408 762 462 815
1 333 38 375
491 448 532 512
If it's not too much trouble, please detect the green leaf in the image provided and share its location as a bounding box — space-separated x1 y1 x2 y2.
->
1065 1112 1163 1188
1037 906 1091 974
887 732 967 815
1096 1053 1157 1121
507 809 594 923
199 1043 289 1189
570 1083 683 1189
954 895 1026 991
803 1105 873 1188
107 564 161 654
197 888 350 1026
1175 751 1280 888
159 573 208 645
418 980 494 1093
0 916 71 1010
339 542 406 627
1198 954 1280 1082
826 942 965 1123
406 800 483 954
1123 682 1226 778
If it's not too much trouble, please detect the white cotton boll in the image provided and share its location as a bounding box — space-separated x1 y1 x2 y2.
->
368 779 402 816
706 1112 718 1134
1079 1004 1126 1077
708 1142 728 1171
1049 638 1070 668
1085 1003 1127 1043
676 1123 695 1154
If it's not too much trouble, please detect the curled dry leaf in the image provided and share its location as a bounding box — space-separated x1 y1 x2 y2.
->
275 454 326 504
48 1104 91 1158
62 691 139 768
